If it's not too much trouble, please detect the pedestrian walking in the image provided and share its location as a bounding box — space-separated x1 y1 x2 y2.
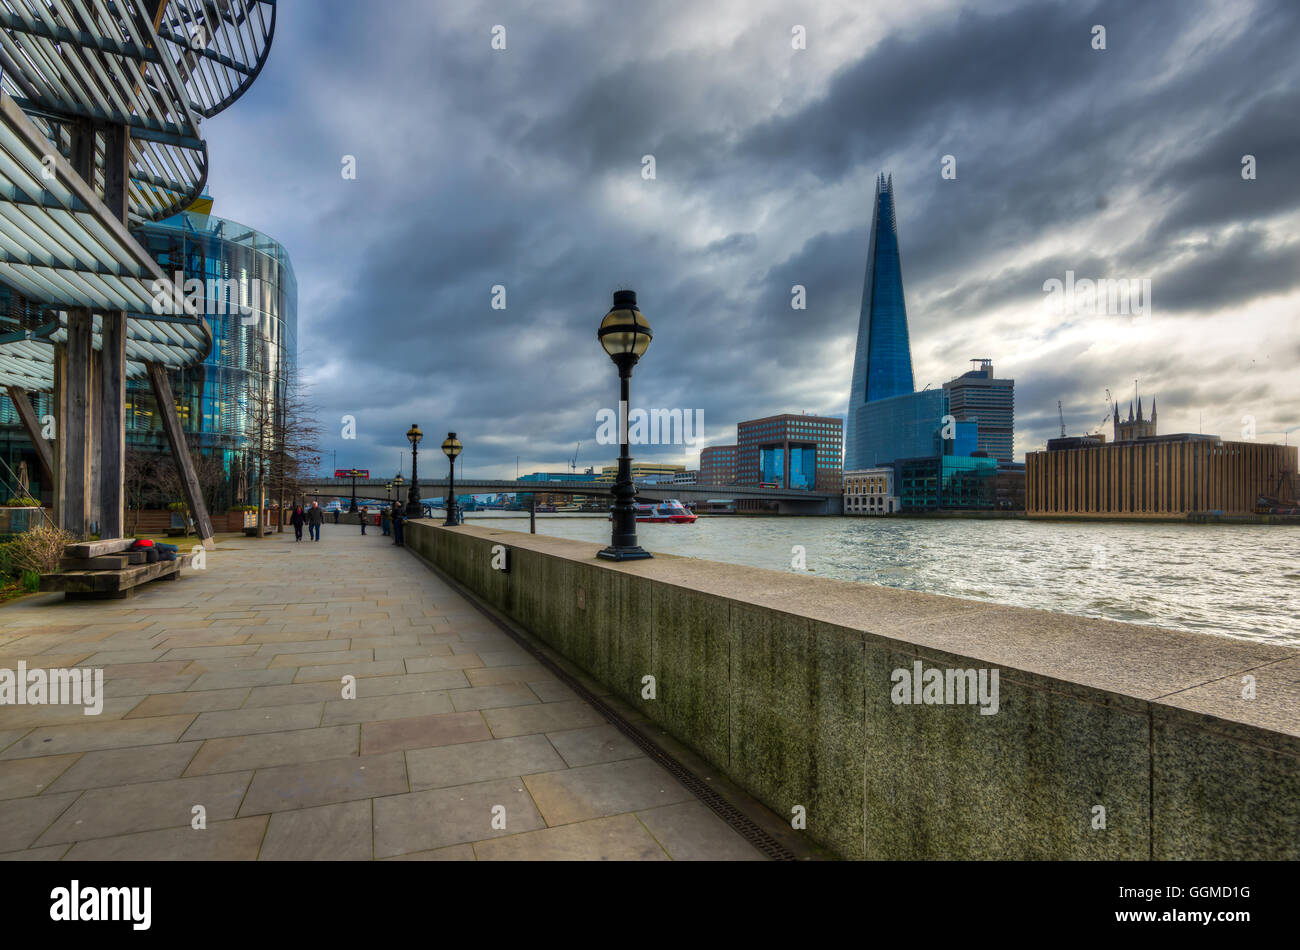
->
381 506 391 536
290 505 305 542
308 501 324 541
333 507 340 524
391 502 405 547
359 506 368 534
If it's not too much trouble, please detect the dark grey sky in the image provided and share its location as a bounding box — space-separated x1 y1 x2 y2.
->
203 0 1300 478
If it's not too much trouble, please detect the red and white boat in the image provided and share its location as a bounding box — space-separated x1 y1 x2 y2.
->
632 499 697 523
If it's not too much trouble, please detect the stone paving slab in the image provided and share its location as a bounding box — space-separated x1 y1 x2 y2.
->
185 725 359 775
635 801 768 861
360 710 490 755
373 777 546 857
545 724 643 769
0 530 770 860
181 702 325 740
36 772 253 846
259 801 372 860
63 817 268 861
46 742 202 793
0 753 80 800
522 758 697 826
406 734 566 790
474 813 671 861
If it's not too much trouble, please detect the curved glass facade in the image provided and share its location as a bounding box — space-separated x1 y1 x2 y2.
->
127 211 297 509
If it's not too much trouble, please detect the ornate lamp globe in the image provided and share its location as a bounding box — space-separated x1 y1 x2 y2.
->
442 433 463 459
406 424 423 447
597 290 653 367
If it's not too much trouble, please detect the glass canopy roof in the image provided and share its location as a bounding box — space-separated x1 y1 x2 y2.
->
0 0 276 389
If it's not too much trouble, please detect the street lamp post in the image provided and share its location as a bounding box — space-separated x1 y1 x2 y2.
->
385 481 392 505
442 433 463 526
393 474 405 513
348 471 358 513
406 425 423 518
597 290 653 560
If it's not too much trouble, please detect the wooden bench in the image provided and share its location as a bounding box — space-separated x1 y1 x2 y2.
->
40 539 194 600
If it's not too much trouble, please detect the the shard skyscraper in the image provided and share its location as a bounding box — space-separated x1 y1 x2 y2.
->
844 173 920 471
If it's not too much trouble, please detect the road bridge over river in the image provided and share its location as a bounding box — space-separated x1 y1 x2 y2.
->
298 478 841 515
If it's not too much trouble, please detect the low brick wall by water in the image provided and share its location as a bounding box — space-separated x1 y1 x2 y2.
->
404 520 1300 860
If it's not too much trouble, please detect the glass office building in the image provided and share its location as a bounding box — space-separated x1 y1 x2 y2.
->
896 455 998 510
845 173 915 471
847 389 947 470
126 210 298 509
0 208 297 509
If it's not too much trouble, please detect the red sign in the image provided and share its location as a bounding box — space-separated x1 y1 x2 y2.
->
335 469 369 478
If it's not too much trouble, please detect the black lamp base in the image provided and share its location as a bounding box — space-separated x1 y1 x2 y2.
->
596 545 653 561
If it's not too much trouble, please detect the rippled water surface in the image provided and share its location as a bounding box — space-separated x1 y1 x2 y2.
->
465 512 1300 646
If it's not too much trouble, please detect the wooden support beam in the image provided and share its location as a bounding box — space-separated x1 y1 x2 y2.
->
146 362 215 549
54 310 94 537
101 122 131 227
55 120 97 538
97 312 127 538
4 385 53 485
89 348 101 529
96 122 131 538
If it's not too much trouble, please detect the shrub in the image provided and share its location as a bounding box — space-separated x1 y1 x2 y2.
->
0 540 14 577
6 497 39 507
167 501 188 512
230 504 258 511
6 524 74 575
21 570 39 593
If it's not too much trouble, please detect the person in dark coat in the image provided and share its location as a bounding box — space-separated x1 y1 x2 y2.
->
381 506 391 536
359 506 368 534
290 505 305 541
307 501 325 541
391 502 405 547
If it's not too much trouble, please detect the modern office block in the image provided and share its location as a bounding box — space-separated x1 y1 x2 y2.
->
896 455 999 511
737 414 843 491
944 359 1015 462
1026 433 1297 517
699 444 737 485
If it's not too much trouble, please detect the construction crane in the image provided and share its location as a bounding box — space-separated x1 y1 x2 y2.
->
1058 400 1067 438
570 442 581 473
1098 388 1113 433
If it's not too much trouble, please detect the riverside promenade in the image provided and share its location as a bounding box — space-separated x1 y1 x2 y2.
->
0 525 778 860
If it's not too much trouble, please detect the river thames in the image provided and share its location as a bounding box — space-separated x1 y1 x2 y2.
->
463 512 1300 647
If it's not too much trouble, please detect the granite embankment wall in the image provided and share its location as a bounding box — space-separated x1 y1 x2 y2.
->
405 521 1300 860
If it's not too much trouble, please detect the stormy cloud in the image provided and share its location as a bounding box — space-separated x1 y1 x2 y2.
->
202 0 1300 478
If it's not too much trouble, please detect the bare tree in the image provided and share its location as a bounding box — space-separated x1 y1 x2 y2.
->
124 448 159 535
126 442 226 535
269 357 322 513
239 339 319 534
